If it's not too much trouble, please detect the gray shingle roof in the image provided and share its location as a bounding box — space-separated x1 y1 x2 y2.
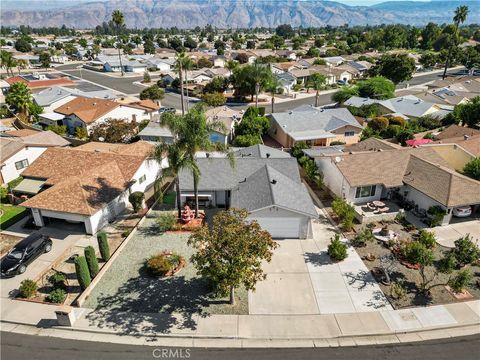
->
33 86 72 107
234 144 291 159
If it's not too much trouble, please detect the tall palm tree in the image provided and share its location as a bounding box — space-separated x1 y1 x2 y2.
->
111 9 125 76
16 59 27 75
250 62 272 108
5 82 32 119
183 56 194 112
174 52 188 115
442 5 469 80
1 51 16 76
265 77 280 113
161 104 234 218
307 73 327 107
151 142 199 220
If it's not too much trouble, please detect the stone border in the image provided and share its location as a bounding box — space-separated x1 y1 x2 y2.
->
75 202 157 307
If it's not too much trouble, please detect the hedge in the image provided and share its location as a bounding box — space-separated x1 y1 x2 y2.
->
97 232 110 261
84 246 99 278
74 256 91 291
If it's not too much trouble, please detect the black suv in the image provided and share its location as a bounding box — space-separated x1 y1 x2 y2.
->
1 233 53 278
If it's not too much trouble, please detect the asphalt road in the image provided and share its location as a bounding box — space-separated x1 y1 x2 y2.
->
1 332 479 360
56 64 465 113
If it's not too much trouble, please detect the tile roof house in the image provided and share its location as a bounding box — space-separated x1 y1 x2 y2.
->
18 141 164 234
52 97 154 134
0 130 70 184
178 145 317 238
6 74 75 89
314 144 480 226
268 107 363 148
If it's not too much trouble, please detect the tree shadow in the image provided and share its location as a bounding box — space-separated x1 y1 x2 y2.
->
82 178 123 210
303 251 333 267
344 270 378 291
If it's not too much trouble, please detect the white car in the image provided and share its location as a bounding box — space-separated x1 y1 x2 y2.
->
452 206 472 218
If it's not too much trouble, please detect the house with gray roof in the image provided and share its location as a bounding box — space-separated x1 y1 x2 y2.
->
178 145 317 238
268 107 363 148
138 118 174 143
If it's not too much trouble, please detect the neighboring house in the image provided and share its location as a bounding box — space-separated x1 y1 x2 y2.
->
323 56 345 66
433 125 480 156
18 141 165 234
52 97 150 134
344 95 452 120
5 74 75 89
268 107 363 147
275 50 297 61
212 56 226 68
315 145 479 225
33 87 78 113
205 106 242 144
276 72 297 94
12 54 40 67
271 62 302 75
94 55 147 73
178 145 317 238
145 58 174 72
138 119 174 144
0 130 69 184
126 99 161 121
434 124 480 141
204 67 231 78
289 67 336 86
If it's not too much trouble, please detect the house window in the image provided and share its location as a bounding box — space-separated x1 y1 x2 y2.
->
355 185 376 198
15 159 29 170
344 131 355 137
139 175 146 184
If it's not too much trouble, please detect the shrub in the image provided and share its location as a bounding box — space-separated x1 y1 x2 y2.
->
291 141 309 159
390 281 407 300
233 134 262 147
143 71 151 83
74 256 91 291
97 232 110 261
352 227 374 247
75 127 88 140
84 246 99 278
451 235 480 267
427 206 446 227
328 234 348 261
121 230 131 238
448 269 473 293
19 279 37 298
463 157 480 181
157 212 176 232
49 272 67 290
403 241 433 267
0 186 7 201
129 191 145 213
202 92 227 107
47 288 66 304
46 125 67 136
146 254 173 276
417 230 437 249
331 197 355 230
368 117 389 131
438 252 457 274
388 116 406 128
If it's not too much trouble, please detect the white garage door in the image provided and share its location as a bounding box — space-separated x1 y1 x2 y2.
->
252 217 302 239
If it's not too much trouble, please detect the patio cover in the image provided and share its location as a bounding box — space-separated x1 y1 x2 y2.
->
13 178 45 195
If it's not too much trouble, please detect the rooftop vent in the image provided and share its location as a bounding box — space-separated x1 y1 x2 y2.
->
270 179 277 185
266 153 270 158
464 135 470 140
288 111 293 114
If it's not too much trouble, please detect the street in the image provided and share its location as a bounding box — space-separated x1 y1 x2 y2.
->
1 332 479 360
56 64 466 113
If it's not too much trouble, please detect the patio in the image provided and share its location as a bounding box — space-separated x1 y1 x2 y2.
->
354 200 402 224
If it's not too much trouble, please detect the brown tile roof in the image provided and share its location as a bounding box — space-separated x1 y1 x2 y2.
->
72 141 154 156
435 124 480 141
0 138 24 163
434 134 480 156
333 146 480 207
344 138 401 152
54 97 119 124
6 76 75 89
127 99 160 111
4 129 40 137
21 143 152 215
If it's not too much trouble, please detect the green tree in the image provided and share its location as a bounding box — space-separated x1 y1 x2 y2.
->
84 246 99 278
442 5 469 80
231 63 272 106
143 71 151 83
89 118 138 143
204 76 228 94
463 157 480 180
14 38 32 52
111 9 125 76
421 23 442 50
232 134 262 147
128 191 145 212
1 50 17 76
202 92 226 107
332 85 359 103
139 84 165 102
46 125 67 136
369 54 416 84
307 73 327 107
5 82 32 119
197 57 213 68
97 232 110 261
264 77 281 113
357 77 395 99
420 52 439 69
188 208 277 305
403 241 434 293
74 256 91 291
39 52 50 69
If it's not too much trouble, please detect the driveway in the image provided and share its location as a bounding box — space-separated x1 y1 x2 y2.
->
433 220 480 248
248 208 392 315
0 225 89 299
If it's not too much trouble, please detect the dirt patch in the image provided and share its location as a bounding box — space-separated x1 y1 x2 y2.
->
0 233 24 257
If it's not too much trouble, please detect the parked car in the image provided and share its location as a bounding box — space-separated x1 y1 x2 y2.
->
336 80 347 86
0 233 52 278
159 106 176 114
452 206 472 218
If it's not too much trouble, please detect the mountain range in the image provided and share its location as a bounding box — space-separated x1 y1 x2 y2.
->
1 0 478 29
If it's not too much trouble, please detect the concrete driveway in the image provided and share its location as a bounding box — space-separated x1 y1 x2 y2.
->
248 209 392 315
0 226 89 299
433 220 480 248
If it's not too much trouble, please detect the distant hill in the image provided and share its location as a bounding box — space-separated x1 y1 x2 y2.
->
1 0 478 29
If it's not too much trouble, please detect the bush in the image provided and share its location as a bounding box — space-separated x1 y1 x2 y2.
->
46 125 67 136
438 252 457 274
233 134 262 147
0 186 7 201
451 235 480 267
463 157 480 181
75 256 91 291
352 227 374 247
328 234 348 261
19 279 37 298
121 230 131 238
448 269 473 293
202 92 226 107
129 191 145 213
75 127 88 140
388 116 406 128
143 71 151 83
146 254 173 276
331 197 356 230
157 212 176 232
368 117 389 131
46 288 66 304
390 281 407 300
417 230 437 249
427 206 446 227
403 241 433 267
97 232 110 261
49 272 67 290
291 141 309 159
84 246 99 278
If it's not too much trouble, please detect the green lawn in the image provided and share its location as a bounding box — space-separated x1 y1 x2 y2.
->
0 204 28 230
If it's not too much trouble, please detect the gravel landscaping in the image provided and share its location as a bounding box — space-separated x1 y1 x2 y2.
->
83 210 248 317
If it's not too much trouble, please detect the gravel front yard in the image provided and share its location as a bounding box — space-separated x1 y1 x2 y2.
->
83 210 248 316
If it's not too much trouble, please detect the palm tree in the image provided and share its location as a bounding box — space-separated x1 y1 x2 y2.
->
265 77 280 113
151 142 199 220
1 51 16 76
250 62 272 108
183 56 194 112
174 52 188 115
5 82 32 119
161 104 234 218
16 59 27 75
442 5 469 80
111 9 125 76
307 73 327 107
